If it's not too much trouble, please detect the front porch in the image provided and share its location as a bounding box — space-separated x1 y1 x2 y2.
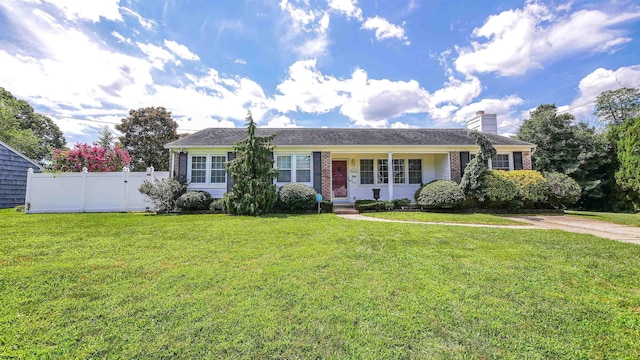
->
322 152 452 202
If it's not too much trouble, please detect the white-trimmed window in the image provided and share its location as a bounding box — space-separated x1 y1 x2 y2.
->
377 159 388 184
492 154 510 170
393 159 405 184
296 155 311 182
408 159 422 184
189 154 227 185
360 159 374 184
277 155 292 182
210 156 226 183
191 156 207 183
276 154 313 183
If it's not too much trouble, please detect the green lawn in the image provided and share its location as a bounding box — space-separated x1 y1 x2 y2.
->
567 210 640 227
1 209 640 358
362 211 526 225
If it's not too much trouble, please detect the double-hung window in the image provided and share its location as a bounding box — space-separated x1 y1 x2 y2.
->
408 159 422 184
393 159 405 184
492 154 510 170
296 155 311 182
191 156 207 183
360 159 374 184
377 159 389 184
277 156 292 182
210 156 226 183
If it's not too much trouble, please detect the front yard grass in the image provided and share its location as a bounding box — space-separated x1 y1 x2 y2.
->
1 209 639 358
362 211 526 225
567 210 640 227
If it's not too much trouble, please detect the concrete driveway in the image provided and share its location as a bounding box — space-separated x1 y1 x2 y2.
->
503 215 640 244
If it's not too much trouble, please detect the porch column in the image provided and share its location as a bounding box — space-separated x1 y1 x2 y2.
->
387 152 393 200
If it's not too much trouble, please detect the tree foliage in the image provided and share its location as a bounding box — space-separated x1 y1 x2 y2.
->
96 125 115 149
594 87 640 126
516 104 610 208
116 107 179 171
0 87 66 163
615 116 640 209
225 111 278 216
52 143 131 172
459 130 496 199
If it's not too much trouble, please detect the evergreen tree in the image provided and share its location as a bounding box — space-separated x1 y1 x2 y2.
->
459 130 496 200
96 125 115 149
225 111 278 216
615 116 640 210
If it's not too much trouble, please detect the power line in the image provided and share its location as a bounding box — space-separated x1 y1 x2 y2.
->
56 116 203 132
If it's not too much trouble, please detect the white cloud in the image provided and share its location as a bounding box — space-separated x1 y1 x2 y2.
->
278 1 331 57
136 42 178 69
390 121 417 129
327 0 362 20
559 65 640 120
111 30 131 44
234 58 247 65
120 6 155 29
41 0 122 22
163 39 200 61
454 2 640 76
452 95 525 134
361 16 410 44
263 115 301 128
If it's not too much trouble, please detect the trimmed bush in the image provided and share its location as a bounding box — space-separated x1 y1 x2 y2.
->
138 177 187 213
478 171 518 208
176 191 212 211
417 180 465 209
356 200 395 211
544 172 581 208
393 198 412 209
320 200 333 213
210 198 226 212
277 183 317 211
501 170 549 207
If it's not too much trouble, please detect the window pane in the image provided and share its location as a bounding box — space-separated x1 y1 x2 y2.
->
296 170 311 182
360 159 374 184
191 156 206 183
393 159 405 184
408 159 422 184
210 155 226 183
277 155 291 169
492 154 510 170
378 159 388 184
296 155 311 170
278 170 291 182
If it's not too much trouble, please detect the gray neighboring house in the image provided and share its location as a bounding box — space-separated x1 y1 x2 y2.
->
0 140 43 208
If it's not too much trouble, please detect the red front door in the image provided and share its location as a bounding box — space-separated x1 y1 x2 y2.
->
332 161 348 198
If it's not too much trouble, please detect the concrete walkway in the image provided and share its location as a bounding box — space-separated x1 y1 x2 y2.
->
337 214 640 245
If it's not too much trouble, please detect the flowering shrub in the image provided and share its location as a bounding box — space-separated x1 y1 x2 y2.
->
52 143 131 172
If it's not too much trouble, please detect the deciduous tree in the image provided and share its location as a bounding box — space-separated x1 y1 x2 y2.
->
116 107 179 171
615 116 640 210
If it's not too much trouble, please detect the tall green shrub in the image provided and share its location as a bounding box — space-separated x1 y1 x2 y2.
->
418 180 465 209
544 172 581 208
225 111 278 216
501 170 549 208
459 131 497 200
479 171 518 208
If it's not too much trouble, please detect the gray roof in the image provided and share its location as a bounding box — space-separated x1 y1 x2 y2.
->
167 128 534 147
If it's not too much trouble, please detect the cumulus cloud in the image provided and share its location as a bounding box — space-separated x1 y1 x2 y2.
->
454 2 640 76
111 30 131 44
278 1 331 57
41 0 122 22
163 40 199 61
361 16 410 45
327 0 362 20
263 115 301 128
559 65 640 120
136 42 178 69
234 58 247 65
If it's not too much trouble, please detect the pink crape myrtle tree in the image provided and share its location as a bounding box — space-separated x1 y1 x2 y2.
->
52 143 132 172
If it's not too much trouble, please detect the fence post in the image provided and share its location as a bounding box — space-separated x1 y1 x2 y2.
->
123 166 130 212
81 167 88 212
25 168 33 214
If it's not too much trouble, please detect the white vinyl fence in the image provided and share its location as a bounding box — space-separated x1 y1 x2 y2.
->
25 167 169 213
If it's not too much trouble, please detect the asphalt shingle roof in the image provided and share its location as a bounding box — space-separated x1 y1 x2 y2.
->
167 128 534 147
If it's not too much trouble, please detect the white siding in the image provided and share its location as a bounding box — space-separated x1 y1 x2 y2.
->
436 154 450 180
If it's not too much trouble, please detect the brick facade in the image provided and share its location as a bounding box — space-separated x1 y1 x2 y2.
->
321 152 332 199
523 151 532 170
449 151 461 183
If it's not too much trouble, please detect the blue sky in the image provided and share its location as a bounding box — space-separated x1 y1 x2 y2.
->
1 0 639 144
